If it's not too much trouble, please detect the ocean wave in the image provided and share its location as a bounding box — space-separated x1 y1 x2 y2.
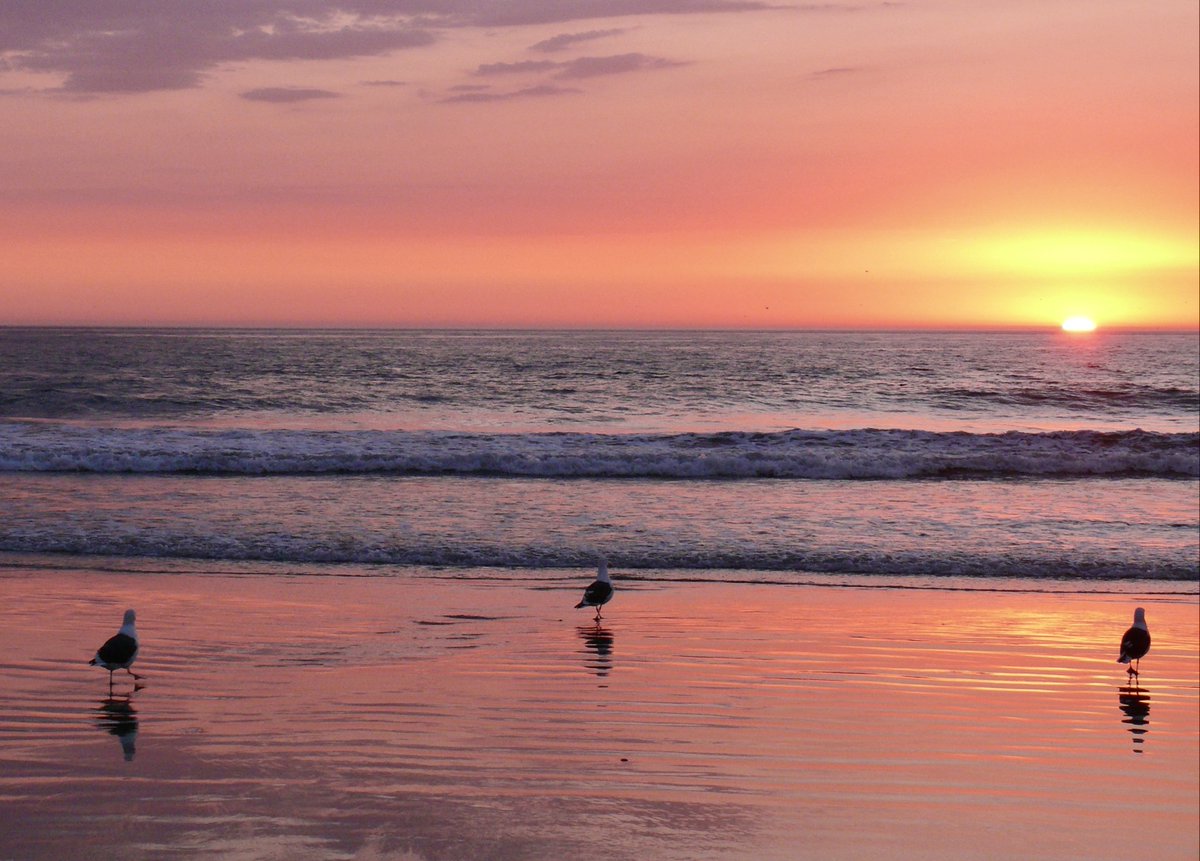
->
0 424 1196 479
933 385 1200 411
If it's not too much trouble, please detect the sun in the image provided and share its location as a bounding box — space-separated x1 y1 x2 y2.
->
1061 316 1097 333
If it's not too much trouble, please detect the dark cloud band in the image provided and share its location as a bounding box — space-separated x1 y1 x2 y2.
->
0 1 769 94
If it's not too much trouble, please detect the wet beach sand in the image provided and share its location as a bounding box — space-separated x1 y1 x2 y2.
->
0 560 1196 861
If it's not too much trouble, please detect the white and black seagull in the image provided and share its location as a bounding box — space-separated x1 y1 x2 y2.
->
90 609 143 687
1117 607 1151 678
575 559 614 621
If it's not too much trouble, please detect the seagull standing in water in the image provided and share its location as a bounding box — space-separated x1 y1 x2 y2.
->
1117 607 1151 678
90 609 142 687
575 559 614 621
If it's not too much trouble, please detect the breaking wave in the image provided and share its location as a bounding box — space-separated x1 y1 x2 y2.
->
1 423 1195 478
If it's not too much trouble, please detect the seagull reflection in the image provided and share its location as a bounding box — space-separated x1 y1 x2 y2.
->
578 624 614 677
94 693 139 761
1117 684 1150 754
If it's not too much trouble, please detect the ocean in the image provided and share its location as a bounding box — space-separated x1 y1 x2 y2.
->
1 328 1196 586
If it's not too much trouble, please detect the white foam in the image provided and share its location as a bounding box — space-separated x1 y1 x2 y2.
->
0 424 1195 479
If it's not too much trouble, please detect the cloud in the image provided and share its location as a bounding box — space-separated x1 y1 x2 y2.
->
450 51 686 103
474 60 559 76
0 2 769 95
7 12 435 94
449 1 775 27
240 86 341 102
808 66 865 79
441 84 581 103
555 53 687 79
529 29 627 53
471 52 685 83
361 79 409 87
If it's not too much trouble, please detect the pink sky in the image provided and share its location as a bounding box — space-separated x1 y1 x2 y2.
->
1 1 1196 328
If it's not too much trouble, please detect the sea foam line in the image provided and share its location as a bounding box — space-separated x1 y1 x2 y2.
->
0 536 1194 580
0 424 1196 478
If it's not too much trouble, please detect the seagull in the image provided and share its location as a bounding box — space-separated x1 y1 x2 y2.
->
575 559 614 621
90 609 142 687
1117 607 1151 678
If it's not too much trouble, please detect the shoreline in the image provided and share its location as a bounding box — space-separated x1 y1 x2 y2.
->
1 551 1197 595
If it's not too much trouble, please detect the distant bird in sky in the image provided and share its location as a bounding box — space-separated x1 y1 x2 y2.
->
90 609 142 687
575 558 614 621
1117 607 1151 678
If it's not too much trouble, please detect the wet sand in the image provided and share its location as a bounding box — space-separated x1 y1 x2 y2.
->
0 563 1196 861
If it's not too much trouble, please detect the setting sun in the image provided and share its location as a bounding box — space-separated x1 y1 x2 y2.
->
1061 316 1098 333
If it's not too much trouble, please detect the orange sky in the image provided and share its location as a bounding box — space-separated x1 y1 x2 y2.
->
1 1 1196 328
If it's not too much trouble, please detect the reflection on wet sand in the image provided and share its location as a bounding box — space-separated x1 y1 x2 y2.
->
94 693 139 761
1118 685 1150 754
1 573 1196 861
578 624 614 677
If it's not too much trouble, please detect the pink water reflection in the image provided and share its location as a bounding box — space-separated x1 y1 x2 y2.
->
0 567 1195 860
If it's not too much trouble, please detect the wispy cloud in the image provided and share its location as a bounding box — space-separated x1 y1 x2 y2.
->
529 29 628 53
446 50 687 104
5 9 435 94
474 61 560 77
455 1 774 27
555 53 687 79
470 53 687 84
441 84 581 104
0 1 773 96
240 87 342 103
808 66 866 79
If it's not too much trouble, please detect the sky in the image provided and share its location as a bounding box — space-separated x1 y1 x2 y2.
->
1 0 1197 329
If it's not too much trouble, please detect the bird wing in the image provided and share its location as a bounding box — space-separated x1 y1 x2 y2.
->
583 580 613 604
576 579 614 607
96 632 138 666
1118 627 1150 662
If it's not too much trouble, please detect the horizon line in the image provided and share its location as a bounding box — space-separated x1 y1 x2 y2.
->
0 323 1196 334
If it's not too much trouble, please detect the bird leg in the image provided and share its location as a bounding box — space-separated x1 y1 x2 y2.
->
125 668 144 681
